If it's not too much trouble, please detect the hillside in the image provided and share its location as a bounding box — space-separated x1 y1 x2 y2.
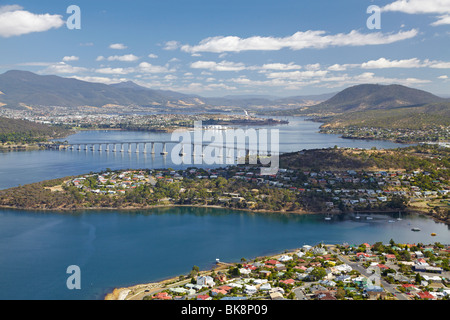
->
277 84 446 116
0 116 71 144
318 102 450 130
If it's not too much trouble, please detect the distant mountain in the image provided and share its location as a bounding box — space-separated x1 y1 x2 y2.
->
278 84 446 116
0 70 202 109
0 70 329 111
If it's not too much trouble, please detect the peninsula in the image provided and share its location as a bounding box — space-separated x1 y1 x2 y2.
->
0 145 448 224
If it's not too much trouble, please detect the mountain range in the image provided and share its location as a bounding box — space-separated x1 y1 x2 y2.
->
0 70 331 111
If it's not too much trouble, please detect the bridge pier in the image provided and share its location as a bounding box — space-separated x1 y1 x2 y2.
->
161 142 168 155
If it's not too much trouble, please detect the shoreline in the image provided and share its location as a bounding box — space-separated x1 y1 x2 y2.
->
0 203 445 225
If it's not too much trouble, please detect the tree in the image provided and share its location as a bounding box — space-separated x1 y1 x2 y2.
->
309 267 327 281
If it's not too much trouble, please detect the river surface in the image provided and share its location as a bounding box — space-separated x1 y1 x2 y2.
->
1 116 446 300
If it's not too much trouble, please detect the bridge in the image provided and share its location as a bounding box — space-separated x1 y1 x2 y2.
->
40 140 282 158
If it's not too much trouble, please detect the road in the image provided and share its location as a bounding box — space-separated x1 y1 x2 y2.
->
327 247 409 300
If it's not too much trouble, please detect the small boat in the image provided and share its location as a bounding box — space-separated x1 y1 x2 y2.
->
431 233 437 236
411 228 421 232
366 216 373 220
388 220 396 223
324 216 332 221
397 211 402 221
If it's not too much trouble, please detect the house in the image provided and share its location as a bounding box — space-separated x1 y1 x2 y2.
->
244 285 257 295
384 254 396 262
260 283 272 291
152 292 172 300
364 285 386 300
401 284 419 293
278 255 293 262
197 294 212 301
197 275 215 288
211 288 228 297
215 272 227 283
415 291 436 300
280 279 295 286
270 291 285 300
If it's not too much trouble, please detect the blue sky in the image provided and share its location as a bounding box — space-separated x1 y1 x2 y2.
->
0 0 449 96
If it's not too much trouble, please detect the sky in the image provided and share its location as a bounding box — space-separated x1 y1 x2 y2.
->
0 0 449 97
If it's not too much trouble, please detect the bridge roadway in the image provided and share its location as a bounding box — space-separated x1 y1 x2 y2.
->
44 140 283 157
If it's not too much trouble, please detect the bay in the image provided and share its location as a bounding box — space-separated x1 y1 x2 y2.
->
0 207 448 300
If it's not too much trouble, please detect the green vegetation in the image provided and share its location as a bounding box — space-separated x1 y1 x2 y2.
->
0 116 72 144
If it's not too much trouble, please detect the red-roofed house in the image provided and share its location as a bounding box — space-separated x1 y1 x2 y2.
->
265 259 280 265
211 288 228 296
280 279 295 285
153 292 172 300
197 294 212 301
377 264 389 270
385 254 396 261
402 284 419 293
415 291 436 300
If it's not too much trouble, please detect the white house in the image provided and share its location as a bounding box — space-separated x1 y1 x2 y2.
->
197 275 215 288
244 285 257 295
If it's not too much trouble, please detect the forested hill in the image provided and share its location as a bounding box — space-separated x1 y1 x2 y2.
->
0 117 71 143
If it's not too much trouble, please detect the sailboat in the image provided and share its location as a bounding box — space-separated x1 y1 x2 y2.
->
324 214 331 221
355 211 360 219
397 211 402 221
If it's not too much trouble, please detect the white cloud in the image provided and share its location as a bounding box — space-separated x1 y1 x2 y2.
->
383 0 450 15
70 75 127 85
95 67 133 75
41 62 87 74
361 57 423 69
163 40 181 50
190 60 246 71
258 62 302 71
179 29 418 53
109 43 127 50
137 62 171 73
383 0 450 26
438 75 448 79
62 56 79 62
429 61 450 68
0 5 64 37
148 54 158 59
96 56 105 61
265 70 329 80
106 54 139 62
431 15 450 26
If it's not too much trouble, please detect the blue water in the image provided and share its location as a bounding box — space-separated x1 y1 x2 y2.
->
0 116 432 300
0 207 448 300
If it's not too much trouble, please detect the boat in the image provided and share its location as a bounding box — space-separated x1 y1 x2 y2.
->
355 212 360 219
388 220 396 223
431 233 437 236
397 211 402 221
366 216 373 220
411 228 421 232
324 216 332 221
